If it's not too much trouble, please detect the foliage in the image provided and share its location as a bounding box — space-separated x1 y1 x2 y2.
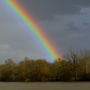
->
0 50 90 82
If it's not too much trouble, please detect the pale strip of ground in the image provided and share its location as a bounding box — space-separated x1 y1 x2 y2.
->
0 82 90 90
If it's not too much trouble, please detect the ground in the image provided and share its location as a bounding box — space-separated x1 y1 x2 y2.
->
0 82 90 90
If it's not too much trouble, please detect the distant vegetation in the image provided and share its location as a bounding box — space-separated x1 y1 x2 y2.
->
0 49 90 82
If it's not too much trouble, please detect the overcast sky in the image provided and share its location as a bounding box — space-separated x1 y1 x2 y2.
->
0 0 90 63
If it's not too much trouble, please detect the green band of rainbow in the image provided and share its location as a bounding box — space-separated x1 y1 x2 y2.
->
1 0 62 61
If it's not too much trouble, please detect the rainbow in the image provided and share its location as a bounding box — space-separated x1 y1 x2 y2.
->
0 0 62 61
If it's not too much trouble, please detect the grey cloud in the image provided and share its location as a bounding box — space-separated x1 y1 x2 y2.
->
40 13 90 54
0 0 90 63
17 0 90 20
67 22 79 32
0 10 45 63
18 0 81 20
82 22 90 26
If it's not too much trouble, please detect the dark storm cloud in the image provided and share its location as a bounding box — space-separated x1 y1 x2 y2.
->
18 0 80 20
67 22 79 32
18 0 90 20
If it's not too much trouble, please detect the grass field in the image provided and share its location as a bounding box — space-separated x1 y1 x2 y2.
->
0 82 90 90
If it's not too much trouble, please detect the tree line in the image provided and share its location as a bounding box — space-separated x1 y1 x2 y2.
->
0 49 90 82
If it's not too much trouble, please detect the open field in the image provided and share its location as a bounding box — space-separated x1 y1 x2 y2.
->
0 82 90 90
